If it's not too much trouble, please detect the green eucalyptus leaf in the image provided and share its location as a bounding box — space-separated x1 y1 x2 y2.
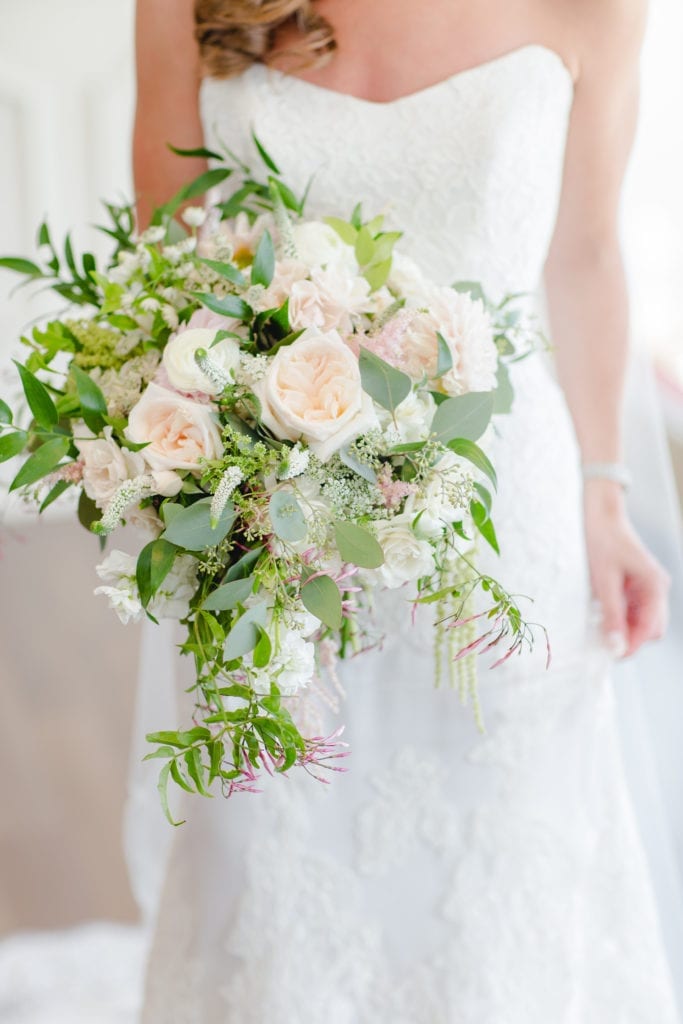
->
430 391 494 444
162 497 235 551
224 601 269 660
251 229 275 287
203 575 255 612
225 546 265 582
14 361 58 429
358 347 411 413
338 444 377 483
452 280 486 303
435 332 453 378
9 436 69 491
0 430 27 462
269 490 307 543
300 573 343 630
492 361 514 415
252 625 272 669
334 521 384 569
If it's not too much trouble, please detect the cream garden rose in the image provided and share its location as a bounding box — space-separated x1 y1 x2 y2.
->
253 328 378 462
125 382 224 471
372 514 436 589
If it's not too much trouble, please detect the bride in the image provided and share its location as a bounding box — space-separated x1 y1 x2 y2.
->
131 0 679 1020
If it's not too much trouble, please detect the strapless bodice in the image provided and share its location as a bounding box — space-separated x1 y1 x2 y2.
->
199 44 574 300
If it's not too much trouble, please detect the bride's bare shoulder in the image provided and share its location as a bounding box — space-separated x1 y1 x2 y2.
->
554 0 647 80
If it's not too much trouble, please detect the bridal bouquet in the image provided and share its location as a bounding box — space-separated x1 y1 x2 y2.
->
0 134 545 822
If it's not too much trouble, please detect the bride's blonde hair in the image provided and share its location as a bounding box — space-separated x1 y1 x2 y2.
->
194 0 337 79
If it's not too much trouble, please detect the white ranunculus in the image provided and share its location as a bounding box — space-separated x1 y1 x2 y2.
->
125 382 224 471
377 391 436 444
372 514 435 588
291 221 358 273
404 451 474 538
76 425 145 508
181 206 207 228
250 628 316 696
289 266 372 334
163 327 241 395
253 328 378 462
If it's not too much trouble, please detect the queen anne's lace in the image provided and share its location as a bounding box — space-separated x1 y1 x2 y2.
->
135 46 679 1022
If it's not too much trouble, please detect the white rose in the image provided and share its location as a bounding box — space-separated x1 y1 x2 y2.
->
377 391 435 444
76 425 145 508
163 327 241 395
253 328 378 462
372 514 435 588
125 382 224 471
291 221 358 273
404 451 474 538
289 266 372 334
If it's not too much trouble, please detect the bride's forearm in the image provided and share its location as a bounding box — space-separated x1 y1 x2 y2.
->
543 238 630 468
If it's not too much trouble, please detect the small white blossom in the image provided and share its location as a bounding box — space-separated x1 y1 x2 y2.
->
278 444 310 480
161 305 180 331
250 628 316 696
181 206 208 228
139 225 166 244
140 297 161 313
210 466 244 527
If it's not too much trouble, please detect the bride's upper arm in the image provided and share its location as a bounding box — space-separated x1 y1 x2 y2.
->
546 0 648 269
134 0 208 228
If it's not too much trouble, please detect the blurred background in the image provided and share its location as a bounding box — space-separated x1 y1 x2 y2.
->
0 0 682 1019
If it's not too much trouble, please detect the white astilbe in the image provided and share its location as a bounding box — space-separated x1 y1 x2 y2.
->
210 466 244 527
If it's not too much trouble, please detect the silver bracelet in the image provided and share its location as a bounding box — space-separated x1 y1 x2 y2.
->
581 461 632 490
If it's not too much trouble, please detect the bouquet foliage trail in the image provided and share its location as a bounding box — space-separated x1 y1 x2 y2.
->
0 133 548 823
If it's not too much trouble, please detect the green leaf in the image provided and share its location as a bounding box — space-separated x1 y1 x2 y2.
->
200 258 246 287
300 573 343 630
323 216 357 245
447 438 498 489
251 130 281 174
71 364 108 433
0 399 13 425
350 202 363 229
492 361 514 415
355 225 375 266
471 499 500 554
167 142 225 161
0 430 27 462
157 761 185 827
14 361 58 429
338 444 377 484
473 482 492 517
252 625 272 669
162 497 236 551
196 291 252 321
224 602 269 660
363 258 392 292
78 490 100 531
185 747 211 797
251 229 275 287
136 538 178 608
203 575 254 611
358 347 411 413
430 391 494 444
9 436 69 491
0 257 42 276
452 280 486 303
170 759 194 793
225 546 265 582
180 167 232 202
39 478 71 512
434 332 453 378
142 745 178 761
334 521 384 569
269 490 307 543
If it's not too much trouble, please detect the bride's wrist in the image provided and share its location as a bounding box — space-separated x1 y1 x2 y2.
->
582 476 628 520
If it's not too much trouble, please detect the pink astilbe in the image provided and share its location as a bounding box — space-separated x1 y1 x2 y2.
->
47 460 84 485
377 463 417 510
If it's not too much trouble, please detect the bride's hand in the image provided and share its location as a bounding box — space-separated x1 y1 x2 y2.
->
584 480 671 658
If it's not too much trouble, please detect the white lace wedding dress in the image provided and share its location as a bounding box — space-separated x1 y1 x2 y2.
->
135 45 680 1022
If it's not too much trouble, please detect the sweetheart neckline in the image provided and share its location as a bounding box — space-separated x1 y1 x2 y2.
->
234 43 576 109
